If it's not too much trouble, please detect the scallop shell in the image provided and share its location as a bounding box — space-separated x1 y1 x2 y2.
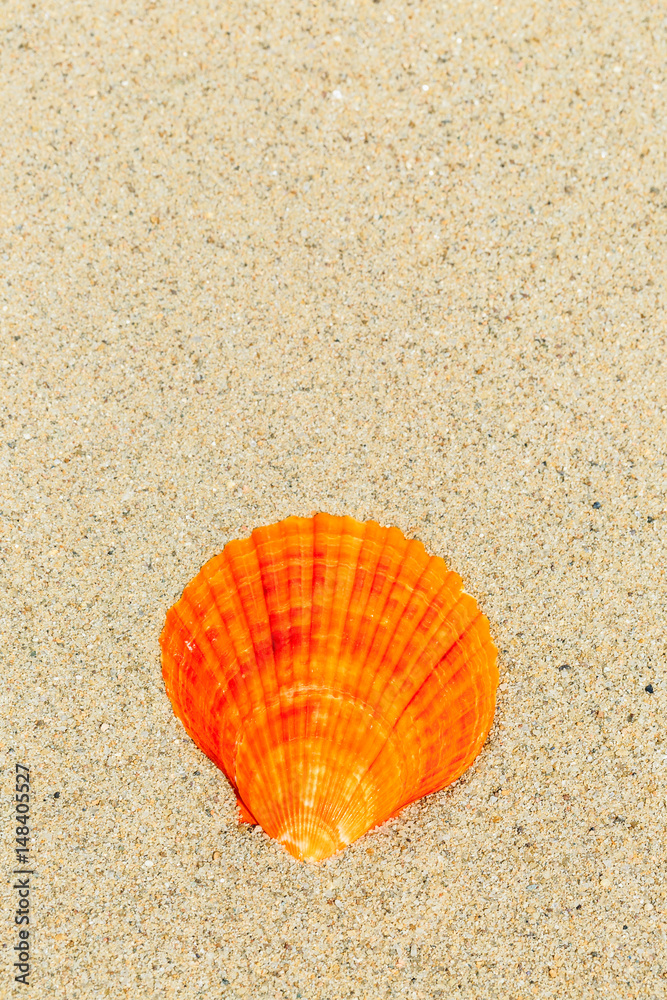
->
160 514 498 862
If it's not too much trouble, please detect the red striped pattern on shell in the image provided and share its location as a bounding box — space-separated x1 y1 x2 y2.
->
160 513 498 861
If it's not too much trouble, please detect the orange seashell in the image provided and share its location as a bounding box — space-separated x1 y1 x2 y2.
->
160 514 498 862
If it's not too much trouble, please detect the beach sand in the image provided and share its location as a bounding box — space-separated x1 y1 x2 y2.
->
2 1 666 997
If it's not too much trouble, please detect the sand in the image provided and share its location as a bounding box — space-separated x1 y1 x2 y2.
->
1 1 666 997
